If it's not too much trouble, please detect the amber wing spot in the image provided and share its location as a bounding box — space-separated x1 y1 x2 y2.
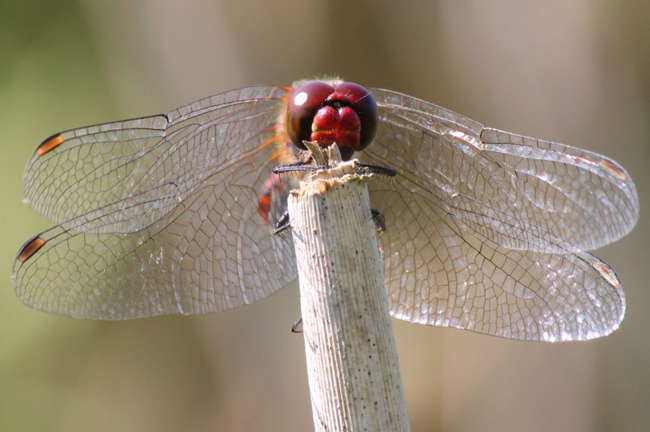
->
17 236 46 263
36 134 65 156
599 159 628 182
593 261 622 288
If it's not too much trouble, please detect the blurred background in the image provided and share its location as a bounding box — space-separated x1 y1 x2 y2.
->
1 1 648 431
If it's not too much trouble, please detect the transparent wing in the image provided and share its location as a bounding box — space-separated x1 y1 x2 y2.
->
367 88 639 253
371 184 624 341
362 88 635 340
13 182 295 319
13 86 297 319
23 86 290 233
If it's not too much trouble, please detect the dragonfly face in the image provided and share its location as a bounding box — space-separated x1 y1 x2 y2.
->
13 79 639 341
284 80 378 160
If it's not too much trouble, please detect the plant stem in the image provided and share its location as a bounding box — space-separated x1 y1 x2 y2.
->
289 149 410 432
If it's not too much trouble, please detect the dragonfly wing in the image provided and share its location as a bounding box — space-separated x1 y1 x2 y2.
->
14 85 297 319
479 127 639 249
13 174 296 319
363 88 632 340
367 88 639 252
372 184 624 341
23 86 290 234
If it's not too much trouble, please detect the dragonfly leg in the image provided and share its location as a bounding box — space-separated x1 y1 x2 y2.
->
371 208 387 234
291 317 303 333
273 161 324 175
274 161 396 178
357 162 396 178
274 211 291 236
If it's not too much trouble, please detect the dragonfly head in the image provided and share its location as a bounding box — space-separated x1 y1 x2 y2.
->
285 81 378 160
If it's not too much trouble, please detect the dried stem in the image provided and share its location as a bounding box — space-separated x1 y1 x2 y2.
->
289 144 410 432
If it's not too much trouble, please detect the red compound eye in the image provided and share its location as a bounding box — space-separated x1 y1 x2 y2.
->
286 82 335 151
333 82 378 152
285 81 378 159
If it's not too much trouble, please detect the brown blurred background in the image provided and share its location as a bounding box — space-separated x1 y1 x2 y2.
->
1 1 648 431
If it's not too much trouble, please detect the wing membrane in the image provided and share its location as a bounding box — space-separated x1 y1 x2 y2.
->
364 88 634 340
14 85 297 318
371 183 624 341
23 86 290 233
13 162 296 319
479 127 638 247
14 83 635 339
368 88 639 252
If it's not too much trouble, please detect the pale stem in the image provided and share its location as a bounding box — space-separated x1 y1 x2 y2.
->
288 144 410 432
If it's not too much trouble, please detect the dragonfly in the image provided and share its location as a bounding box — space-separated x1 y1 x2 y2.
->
13 79 639 342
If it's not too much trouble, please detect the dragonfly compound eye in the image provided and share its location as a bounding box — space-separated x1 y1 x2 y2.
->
285 81 378 160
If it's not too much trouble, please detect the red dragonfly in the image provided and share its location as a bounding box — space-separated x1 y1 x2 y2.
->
13 79 639 342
